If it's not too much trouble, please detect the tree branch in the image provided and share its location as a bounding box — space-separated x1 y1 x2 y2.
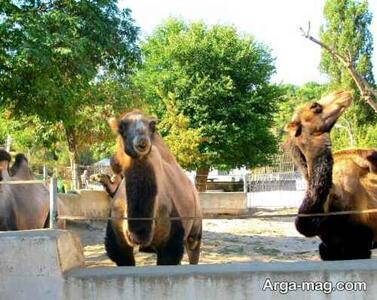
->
299 23 377 113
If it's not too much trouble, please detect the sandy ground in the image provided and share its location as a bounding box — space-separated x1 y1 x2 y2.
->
68 208 329 267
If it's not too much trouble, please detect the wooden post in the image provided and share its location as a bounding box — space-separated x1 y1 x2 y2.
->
49 177 58 229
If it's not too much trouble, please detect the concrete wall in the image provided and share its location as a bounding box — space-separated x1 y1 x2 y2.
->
199 192 247 215
59 190 111 218
59 189 305 218
1 229 377 300
64 261 376 300
206 181 243 192
0 230 84 300
59 190 249 217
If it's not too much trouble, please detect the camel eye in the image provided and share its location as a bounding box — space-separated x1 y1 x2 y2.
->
149 120 156 132
310 102 323 114
118 122 128 136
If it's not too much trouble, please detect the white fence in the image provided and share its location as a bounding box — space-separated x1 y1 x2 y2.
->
246 171 306 209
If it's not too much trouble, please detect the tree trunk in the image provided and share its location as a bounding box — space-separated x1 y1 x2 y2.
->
64 125 81 190
195 167 209 192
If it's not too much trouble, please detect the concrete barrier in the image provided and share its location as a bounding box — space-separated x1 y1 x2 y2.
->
64 261 376 300
0 230 84 300
59 190 110 218
1 230 377 300
200 192 247 215
59 190 249 218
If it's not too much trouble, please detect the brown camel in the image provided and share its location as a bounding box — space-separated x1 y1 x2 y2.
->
285 90 377 260
0 150 66 230
105 110 202 266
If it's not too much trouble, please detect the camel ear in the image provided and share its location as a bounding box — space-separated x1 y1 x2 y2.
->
285 122 302 137
108 117 119 134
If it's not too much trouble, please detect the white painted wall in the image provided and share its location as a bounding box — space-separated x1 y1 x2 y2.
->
247 191 305 208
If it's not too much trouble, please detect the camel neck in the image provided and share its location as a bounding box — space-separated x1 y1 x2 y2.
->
303 147 333 212
124 158 158 217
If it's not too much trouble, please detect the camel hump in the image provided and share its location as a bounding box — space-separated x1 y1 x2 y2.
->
334 149 377 174
10 153 29 176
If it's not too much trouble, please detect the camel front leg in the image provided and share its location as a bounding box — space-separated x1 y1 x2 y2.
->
105 220 135 266
105 195 135 266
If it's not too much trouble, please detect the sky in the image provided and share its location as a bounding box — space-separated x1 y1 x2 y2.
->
119 0 377 86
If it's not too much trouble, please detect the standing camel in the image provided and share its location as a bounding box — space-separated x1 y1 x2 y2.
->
285 91 377 260
105 110 202 266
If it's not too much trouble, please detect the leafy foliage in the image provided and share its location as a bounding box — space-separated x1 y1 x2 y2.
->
319 0 376 150
0 0 140 166
320 0 374 89
320 0 376 141
158 94 203 170
134 18 282 170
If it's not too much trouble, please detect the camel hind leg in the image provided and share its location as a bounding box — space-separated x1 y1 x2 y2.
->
185 221 202 264
105 220 135 266
157 220 184 265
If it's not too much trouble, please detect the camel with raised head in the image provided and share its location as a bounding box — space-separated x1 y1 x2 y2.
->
0 150 66 230
285 90 377 260
105 110 202 266
90 156 123 198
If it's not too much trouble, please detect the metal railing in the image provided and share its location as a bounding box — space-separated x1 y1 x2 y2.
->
3 177 377 229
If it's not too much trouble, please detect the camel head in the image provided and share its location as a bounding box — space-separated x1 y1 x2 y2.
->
109 110 157 160
285 90 352 159
0 149 11 181
90 173 111 185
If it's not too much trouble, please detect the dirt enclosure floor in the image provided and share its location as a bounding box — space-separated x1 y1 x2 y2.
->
66 208 377 268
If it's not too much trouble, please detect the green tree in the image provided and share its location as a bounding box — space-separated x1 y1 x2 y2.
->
320 0 374 88
158 93 203 170
319 0 376 149
0 0 140 187
134 18 281 189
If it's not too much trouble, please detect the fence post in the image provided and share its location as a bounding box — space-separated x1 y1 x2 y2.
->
43 165 48 181
243 173 248 193
49 177 58 229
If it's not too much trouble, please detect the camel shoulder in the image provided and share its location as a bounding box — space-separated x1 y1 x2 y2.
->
333 148 377 174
